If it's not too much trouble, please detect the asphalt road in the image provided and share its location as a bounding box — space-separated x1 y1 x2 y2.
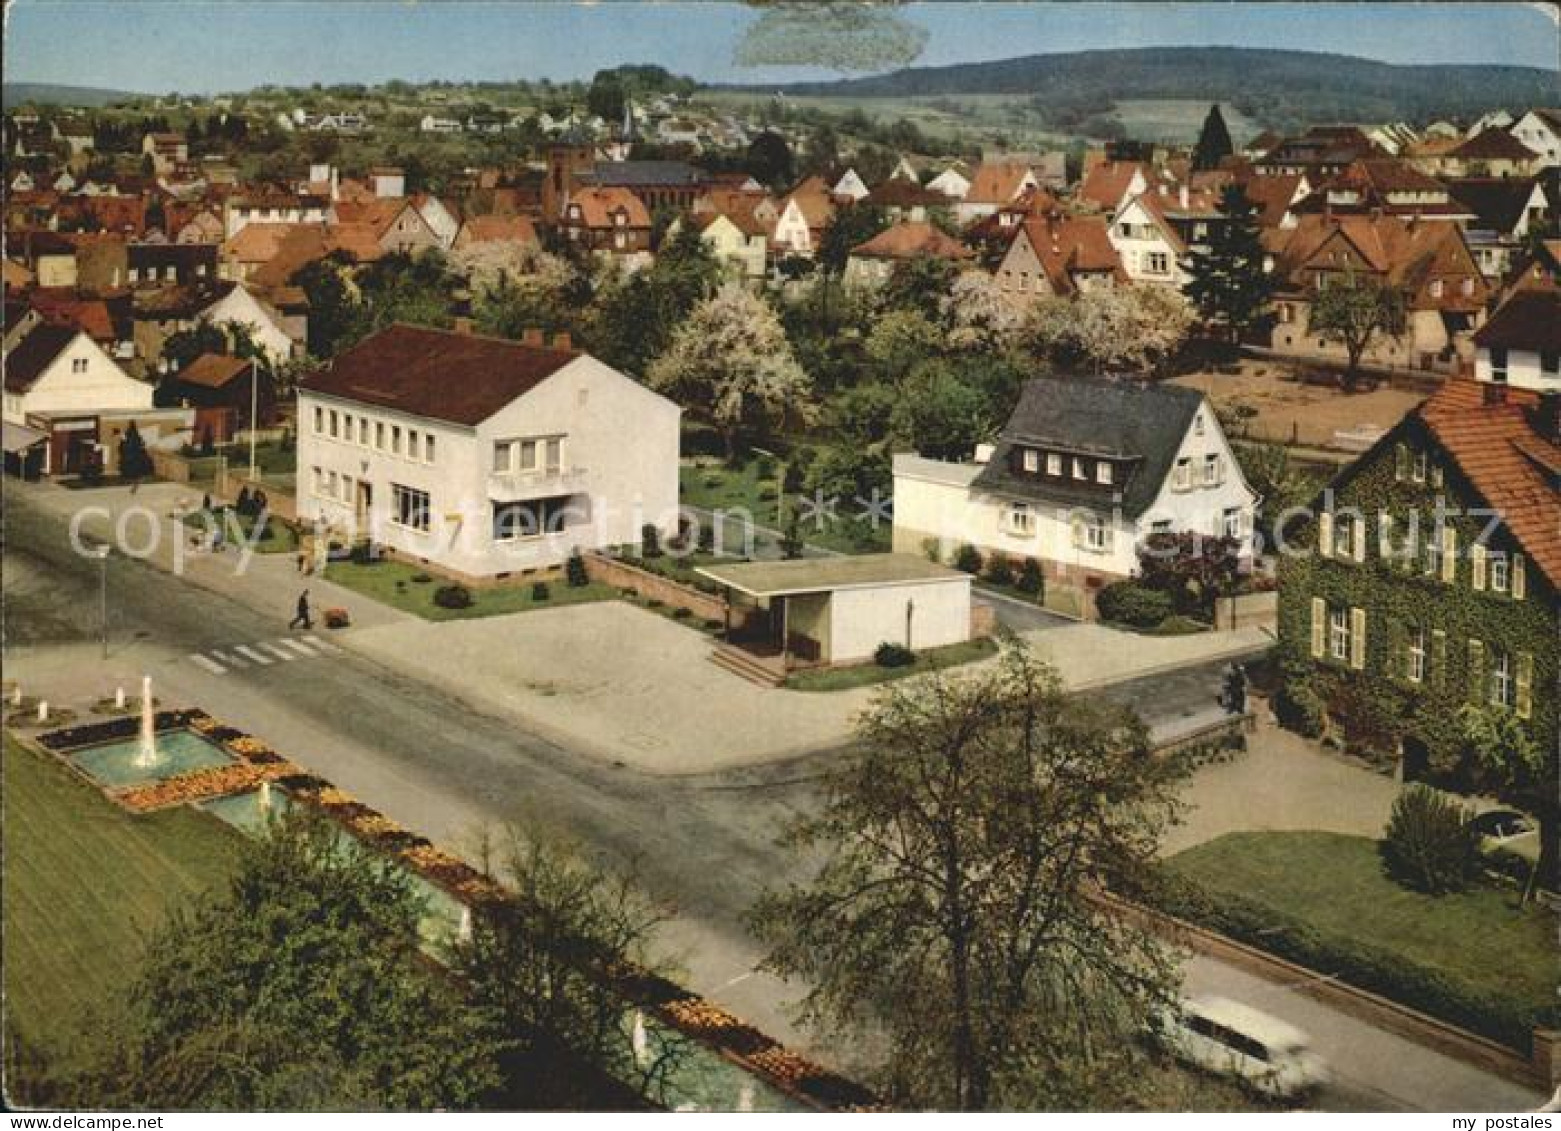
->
1 489 1540 1111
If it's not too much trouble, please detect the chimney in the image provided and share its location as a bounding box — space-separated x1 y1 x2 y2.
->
552 331 572 351
1178 184 1189 209
522 327 544 347
452 317 474 335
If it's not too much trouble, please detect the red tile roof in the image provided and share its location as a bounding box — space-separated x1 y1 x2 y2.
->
1418 379 1561 589
1014 214 1125 293
175 352 253 389
454 215 539 247
963 161 1037 206
1076 161 1148 211
565 186 651 230
1448 129 1539 160
850 220 973 262
300 323 579 426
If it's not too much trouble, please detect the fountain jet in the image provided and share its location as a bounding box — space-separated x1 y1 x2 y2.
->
134 675 157 768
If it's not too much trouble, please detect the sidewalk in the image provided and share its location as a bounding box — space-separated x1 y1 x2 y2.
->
16 479 410 635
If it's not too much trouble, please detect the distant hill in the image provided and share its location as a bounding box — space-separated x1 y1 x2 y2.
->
720 46 1561 130
3 83 146 109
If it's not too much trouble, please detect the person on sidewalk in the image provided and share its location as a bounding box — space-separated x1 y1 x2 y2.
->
289 590 312 631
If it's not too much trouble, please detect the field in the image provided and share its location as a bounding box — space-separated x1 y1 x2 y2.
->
2 734 246 1066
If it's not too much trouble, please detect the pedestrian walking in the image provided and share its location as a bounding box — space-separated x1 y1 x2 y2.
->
289 589 312 630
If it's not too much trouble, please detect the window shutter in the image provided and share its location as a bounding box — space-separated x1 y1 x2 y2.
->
1431 629 1447 690
1349 607 1367 670
1318 511 1334 558
1467 639 1485 705
1431 464 1445 489
1471 543 1487 591
1070 513 1086 549
1401 522 1418 573
1310 597 1326 659
1352 516 1366 563
1387 618 1405 681
1516 653 1533 720
1441 526 1458 583
1394 443 1408 481
1512 554 1526 600
1378 514 1395 562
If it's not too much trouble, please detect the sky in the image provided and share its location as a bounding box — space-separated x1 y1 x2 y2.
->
5 1 1558 95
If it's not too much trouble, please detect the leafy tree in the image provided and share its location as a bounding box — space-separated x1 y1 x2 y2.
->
748 643 1185 1109
1459 705 1557 895
647 288 814 458
1191 103 1234 172
944 271 1021 356
889 360 991 461
118 422 153 481
292 254 366 357
864 308 944 381
1023 288 1192 375
1307 273 1406 390
880 256 959 322
453 829 686 1108
745 130 794 189
587 225 720 376
585 71 627 124
1184 182 1273 346
816 202 888 279
67 812 502 1109
1135 531 1243 618
159 320 229 373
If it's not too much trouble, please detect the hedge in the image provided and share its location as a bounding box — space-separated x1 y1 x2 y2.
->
1148 875 1549 1052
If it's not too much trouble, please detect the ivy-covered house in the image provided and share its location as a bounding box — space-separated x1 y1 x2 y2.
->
1276 376 1558 876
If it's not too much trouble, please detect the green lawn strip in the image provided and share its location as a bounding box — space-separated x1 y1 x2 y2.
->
785 637 999 692
323 559 618 621
679 460 781 528
2 734 246 1054
1160 831 1557 1047
180 508 298 553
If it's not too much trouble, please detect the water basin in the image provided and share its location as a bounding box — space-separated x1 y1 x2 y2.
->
69 729 234 788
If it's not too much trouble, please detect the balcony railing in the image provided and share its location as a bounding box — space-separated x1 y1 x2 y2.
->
487 466 589 502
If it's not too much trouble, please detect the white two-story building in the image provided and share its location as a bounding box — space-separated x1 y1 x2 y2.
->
893 377 1257 617
297 323 681 580
1471 288 1560 393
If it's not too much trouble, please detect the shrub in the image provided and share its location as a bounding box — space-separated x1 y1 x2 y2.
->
953 544 983 575
349 542 380 566
757 486 779 502
411 572 432 584
984 554 1015 587
1096 581 1173 628
755 455 777 479
565 550 589 588
874 642 915 668
921 537 943 564
672 607 692 619
1380 785 1479 895
641 523 663 558
1153 615 1208 636
646 598 664 609
1016 557 1044 596
432 584 473 610
531 582 551 601
702 618 723 633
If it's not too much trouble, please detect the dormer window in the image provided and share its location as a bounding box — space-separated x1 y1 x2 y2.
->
1096 462 1113 486
1046 453 1062 476
1490 347 1509 384
1430 279 1444 298
1022 449 1039 473
1072 457 1086 480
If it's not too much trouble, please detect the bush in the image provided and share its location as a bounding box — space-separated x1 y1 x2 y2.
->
953 544 983 575
1016 557 1044 596
703 475 724 489
641 523 663 558
671 607 692 619
921 537 943 564
755 455 777 480
411 572 432 584
1275 671 1327 738
1380 786 1479 895
757 486 779 502
874 642 915 668
349 542 380 566
984 554 1015 587
531 582 551 602
1153 615 1209 636
1096 581 1173 628
432 584 473 610
565 550 589 588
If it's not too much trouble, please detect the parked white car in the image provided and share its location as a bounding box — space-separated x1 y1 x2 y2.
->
1158 996 1331 1100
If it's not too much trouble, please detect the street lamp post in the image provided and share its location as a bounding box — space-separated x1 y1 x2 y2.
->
248 362 259 484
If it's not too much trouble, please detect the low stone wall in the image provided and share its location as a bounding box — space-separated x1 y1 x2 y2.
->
214 465 299 522
1214 590 1277 632
583 553 728 622
148 448 195 484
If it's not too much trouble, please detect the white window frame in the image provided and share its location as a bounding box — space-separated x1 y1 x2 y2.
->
1203 453 1221 486
1096 462 1112 485
1407 626 1426 683
1490 553 1509 594
1005 502 1035 537
1328 607 1351 661
390 483 431 533
1489 648 1513 709
1046 452 1062 476
1022 449 1039 473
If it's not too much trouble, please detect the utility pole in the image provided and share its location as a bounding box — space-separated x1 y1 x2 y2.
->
248 362 259 484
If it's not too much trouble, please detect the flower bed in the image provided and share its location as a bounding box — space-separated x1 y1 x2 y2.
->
114 760 299 813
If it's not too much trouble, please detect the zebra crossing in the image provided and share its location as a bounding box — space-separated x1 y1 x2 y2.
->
187 634 342 676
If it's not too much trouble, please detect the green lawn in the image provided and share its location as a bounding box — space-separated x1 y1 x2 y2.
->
181 507 298 554
786 637 998 692
323 559 619 621
679 460 891 556
3 734 246 1058
1165 832 1557 1025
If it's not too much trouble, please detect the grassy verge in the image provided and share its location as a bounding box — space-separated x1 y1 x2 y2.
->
679 460 891 557
786 637 999 692
1160 831 1557 1049
181 508 298 554
2 733 246 1070
323 558 619 621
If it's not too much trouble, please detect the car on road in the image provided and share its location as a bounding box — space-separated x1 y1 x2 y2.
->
1158 996 1331 1100
1470 808 1539 863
